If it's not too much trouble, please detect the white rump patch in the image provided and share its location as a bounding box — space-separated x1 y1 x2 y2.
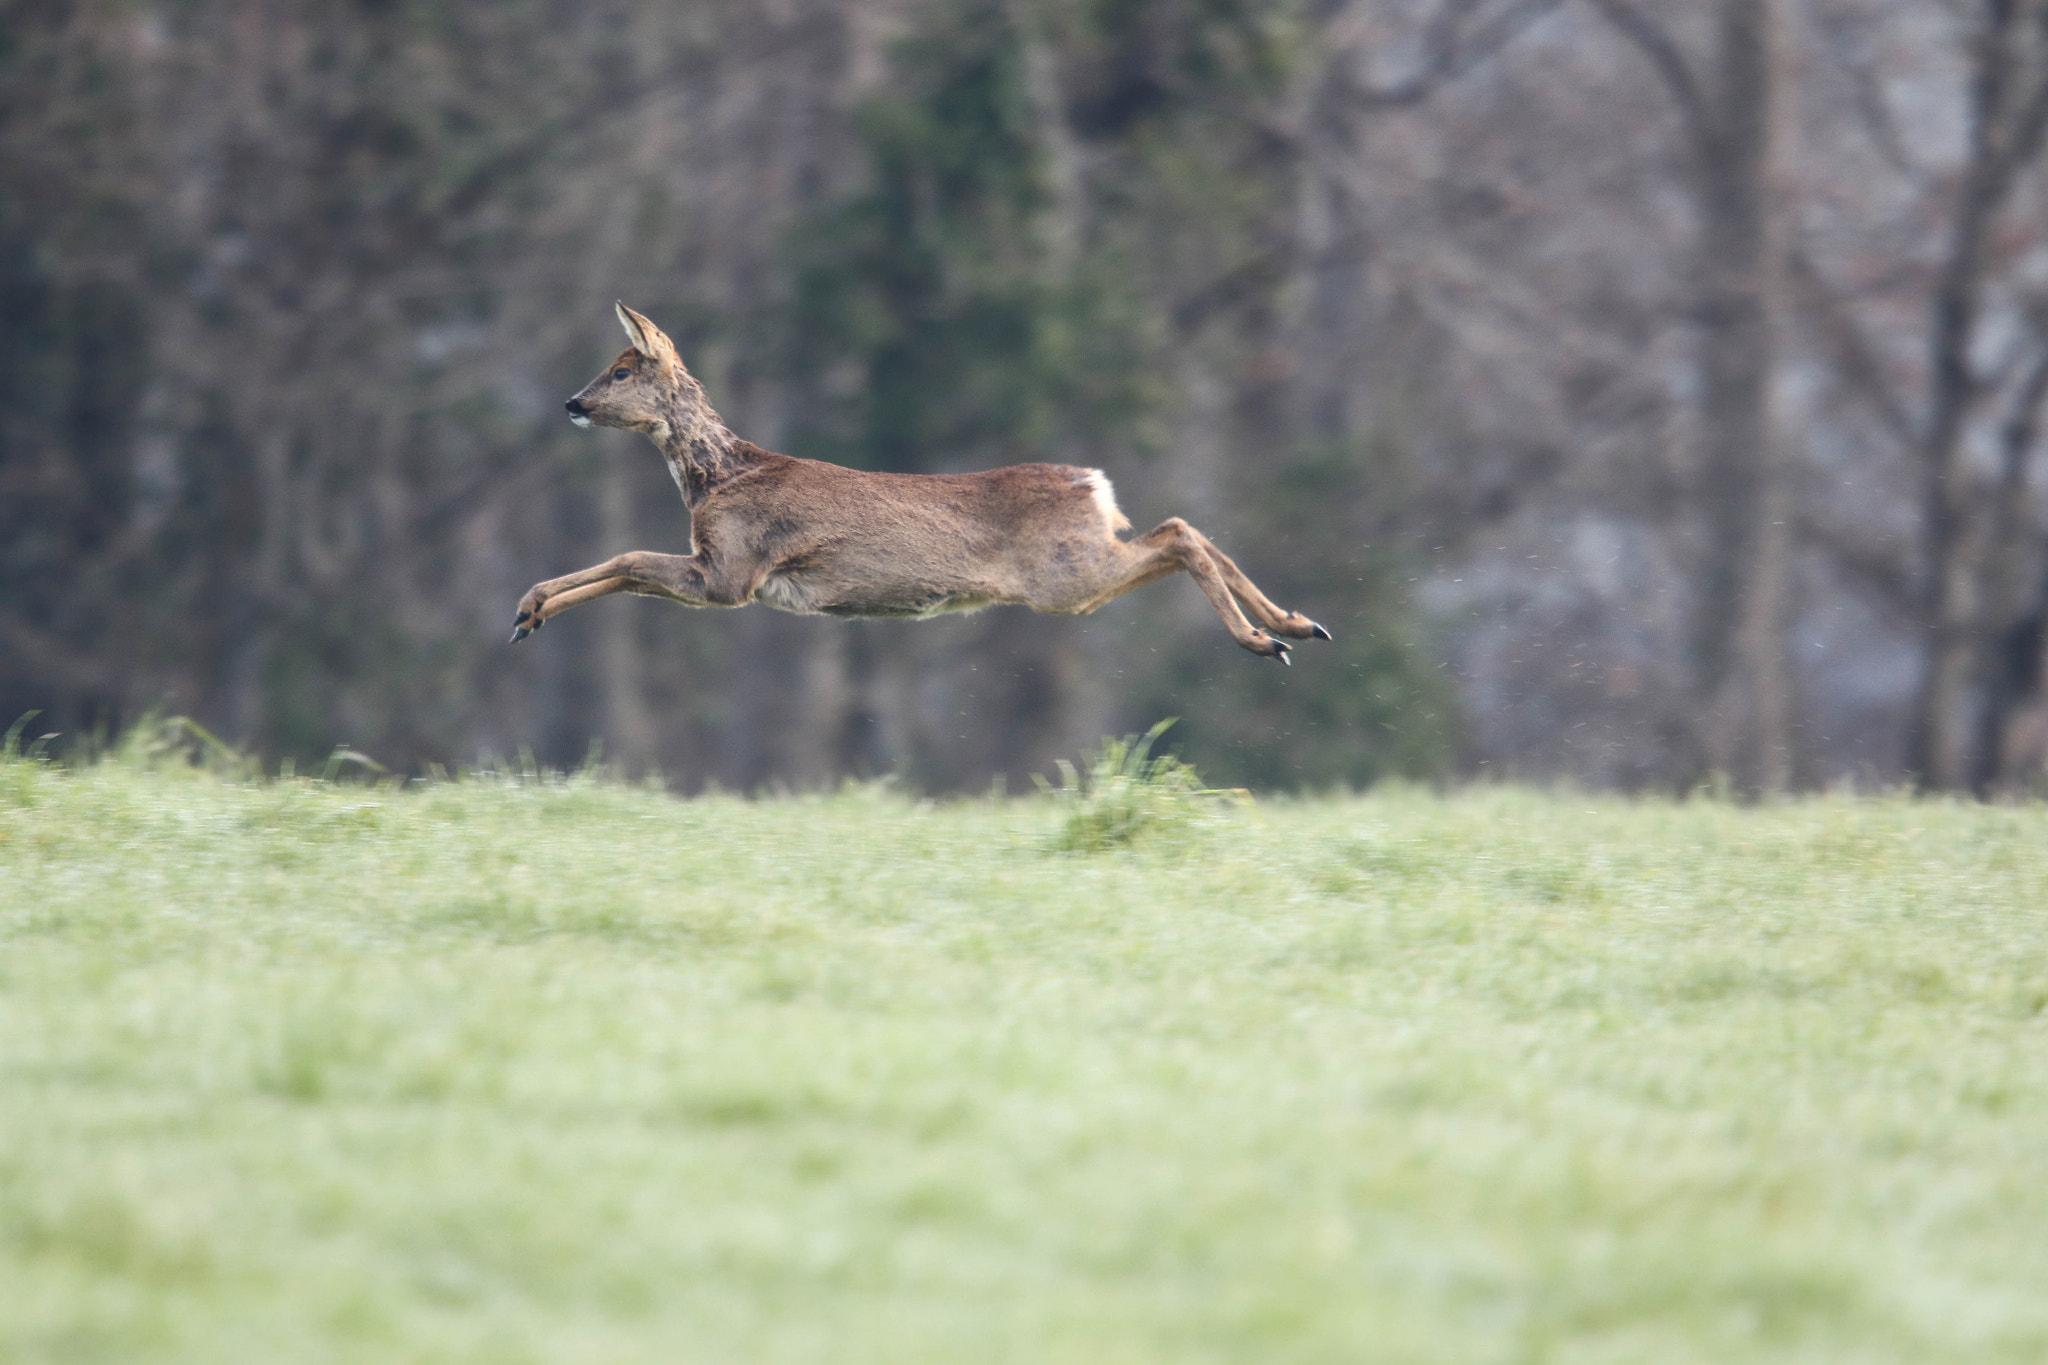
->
1078 469 1130 531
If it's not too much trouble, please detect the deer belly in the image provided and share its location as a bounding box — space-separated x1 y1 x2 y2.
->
752 572 823 614
754 571 992 619
818 593 996 619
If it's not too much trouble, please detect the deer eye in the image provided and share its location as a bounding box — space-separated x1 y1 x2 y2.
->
612 367 631 381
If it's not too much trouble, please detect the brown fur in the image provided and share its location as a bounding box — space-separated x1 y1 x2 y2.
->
512 304 1331 661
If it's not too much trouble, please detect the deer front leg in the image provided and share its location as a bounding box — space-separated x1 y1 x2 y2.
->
510 551 713 641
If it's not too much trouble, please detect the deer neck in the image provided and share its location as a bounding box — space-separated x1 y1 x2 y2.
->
649 376 743 505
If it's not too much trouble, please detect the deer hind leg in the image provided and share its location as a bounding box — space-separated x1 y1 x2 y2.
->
1075 518 1295 662
1182 527 1332 642
511 551 710 641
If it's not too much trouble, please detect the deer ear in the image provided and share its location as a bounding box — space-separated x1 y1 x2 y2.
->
615 302 676 362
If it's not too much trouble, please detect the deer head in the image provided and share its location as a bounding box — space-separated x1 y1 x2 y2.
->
563 303 695 438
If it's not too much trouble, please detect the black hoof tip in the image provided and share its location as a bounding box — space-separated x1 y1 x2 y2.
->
510 626 530 643
1311 623 1332 641
1273 640 1292 664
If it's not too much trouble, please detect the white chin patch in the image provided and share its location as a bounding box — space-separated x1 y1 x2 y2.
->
568 414 592 428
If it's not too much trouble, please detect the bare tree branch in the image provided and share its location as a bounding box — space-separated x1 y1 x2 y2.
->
1329 0 1565 111
1787 245 1916 448
1996 320 2048 509
1989 57 2048 195
1582 0 1711 136
1811 2 1919 177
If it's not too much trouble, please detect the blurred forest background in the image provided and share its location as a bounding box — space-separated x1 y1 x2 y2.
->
6 0 2048 795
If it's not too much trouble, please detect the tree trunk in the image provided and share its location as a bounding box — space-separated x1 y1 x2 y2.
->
1905 0 2048 791
1686 0 1794 796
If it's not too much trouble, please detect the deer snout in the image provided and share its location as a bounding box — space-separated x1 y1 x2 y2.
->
565 397 593 428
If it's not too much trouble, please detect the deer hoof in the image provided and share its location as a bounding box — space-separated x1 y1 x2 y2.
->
1272 613 1329 640
510 625 531 643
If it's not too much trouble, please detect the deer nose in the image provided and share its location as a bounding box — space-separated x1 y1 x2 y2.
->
564 397 589 415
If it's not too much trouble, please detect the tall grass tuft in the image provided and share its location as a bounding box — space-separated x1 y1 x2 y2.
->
1036 719 1249 853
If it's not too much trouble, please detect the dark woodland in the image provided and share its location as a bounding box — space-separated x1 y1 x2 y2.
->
6 0 2048 795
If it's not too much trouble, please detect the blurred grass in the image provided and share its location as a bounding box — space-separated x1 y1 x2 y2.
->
3 744 2048 1363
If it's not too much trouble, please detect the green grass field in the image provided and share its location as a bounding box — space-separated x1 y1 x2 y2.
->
4 741 2048 1363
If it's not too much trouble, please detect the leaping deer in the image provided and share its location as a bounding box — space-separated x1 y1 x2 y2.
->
510 305 1332 661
